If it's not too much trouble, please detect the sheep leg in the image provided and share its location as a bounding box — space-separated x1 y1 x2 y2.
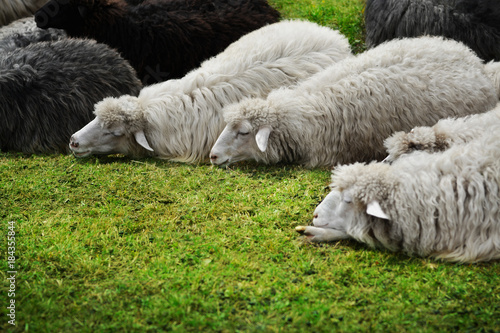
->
295 226 349 242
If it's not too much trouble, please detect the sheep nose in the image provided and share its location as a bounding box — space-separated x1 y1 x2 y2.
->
209 154 217 162
313 213 319 219
69 136 79 148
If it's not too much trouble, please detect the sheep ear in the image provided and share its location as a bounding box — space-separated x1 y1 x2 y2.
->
134 131 154 152
78 5 89 18
366 201 389 220
255 126 271 152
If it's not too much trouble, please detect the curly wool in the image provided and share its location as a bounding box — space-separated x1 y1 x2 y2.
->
384 103 500 161
330 122 500 262
222 36 499 168
35 0 280 84
90 20 352 162
0 38 142 154
365 0 500 61
0 17 67 53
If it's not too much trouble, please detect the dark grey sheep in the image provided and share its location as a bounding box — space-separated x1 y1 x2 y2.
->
0 38 142 154
365 0 500 62
34 0 280 84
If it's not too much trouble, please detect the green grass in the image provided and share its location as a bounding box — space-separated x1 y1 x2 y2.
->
2 1 500 332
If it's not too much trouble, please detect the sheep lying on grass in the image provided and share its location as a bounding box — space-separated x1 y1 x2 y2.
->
68 20 352 162
0 0 47 26
296 112 500 263
0 38 141 154
384 102 500 162
209 36 500 169
35 0 280 84
365 0 500 62
0 17 66 53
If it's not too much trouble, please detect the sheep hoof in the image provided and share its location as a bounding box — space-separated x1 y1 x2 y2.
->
295 226 307 234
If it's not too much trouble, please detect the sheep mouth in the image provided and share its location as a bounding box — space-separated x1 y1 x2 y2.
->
72 150 92 158
214 159 231 168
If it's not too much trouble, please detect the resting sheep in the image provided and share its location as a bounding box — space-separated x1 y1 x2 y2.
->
68 20 353 162
0 38 142 154
209 36 499 169
0 0 47 26
384 102 500 162
0 17 66 53
34 0 280 84
296 117 500 263
364 0 500 62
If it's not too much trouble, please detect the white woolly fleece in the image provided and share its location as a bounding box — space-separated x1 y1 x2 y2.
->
92 20 353 161
222 36 499 168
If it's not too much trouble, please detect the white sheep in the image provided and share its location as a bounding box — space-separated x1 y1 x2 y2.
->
209 36 500 169
296 118 500 263
384 102 500 162
68 20 353 161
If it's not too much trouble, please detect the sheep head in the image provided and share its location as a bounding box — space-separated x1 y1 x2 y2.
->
210 98 277 167
296 162 394 243
69 95 154 158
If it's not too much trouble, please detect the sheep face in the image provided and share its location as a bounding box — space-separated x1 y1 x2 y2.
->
295 190 354 242
209 120 271 167
295 189 390 242
69 96 154 158
69 118 130 157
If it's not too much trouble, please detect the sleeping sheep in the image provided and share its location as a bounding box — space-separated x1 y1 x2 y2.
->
0 17 66 53
0 0 47 26
364 0 500 62
384 101 500 162
68 20 353 162
34 0 280 84
296 114 500 262
0 38 142 154
209 36 499 169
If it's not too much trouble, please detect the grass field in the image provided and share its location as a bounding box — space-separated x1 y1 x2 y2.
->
2 0 500 332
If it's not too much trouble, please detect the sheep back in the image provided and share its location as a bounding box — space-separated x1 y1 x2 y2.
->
35 0 280 84
0 17 67 53
235 36 498 167
365 0 500 62
0 38 142 154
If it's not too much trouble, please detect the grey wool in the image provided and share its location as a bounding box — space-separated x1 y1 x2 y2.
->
0 38 142 154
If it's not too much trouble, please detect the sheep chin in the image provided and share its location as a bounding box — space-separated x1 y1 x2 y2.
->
72 150 92 158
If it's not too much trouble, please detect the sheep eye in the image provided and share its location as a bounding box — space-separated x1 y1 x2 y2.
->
343 193 353 204
105 131 122 137
237 131 249 136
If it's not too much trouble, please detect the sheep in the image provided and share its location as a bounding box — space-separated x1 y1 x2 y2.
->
68 20 353 162
383 101 500 163
0 0 47 26
364 0 500 62
0 17 66 53
209 36 499 169
0 38 142 154
34 0 280 84
295 119 500 263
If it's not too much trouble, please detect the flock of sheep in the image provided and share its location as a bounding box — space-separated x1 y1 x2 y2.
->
2 0 500 263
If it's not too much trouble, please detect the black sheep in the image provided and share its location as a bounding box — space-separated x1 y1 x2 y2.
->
365 0 500 62
34 0 280 84
0 39 142 154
